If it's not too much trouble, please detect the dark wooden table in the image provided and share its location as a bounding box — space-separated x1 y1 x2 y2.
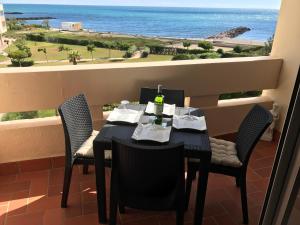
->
93 104 211 225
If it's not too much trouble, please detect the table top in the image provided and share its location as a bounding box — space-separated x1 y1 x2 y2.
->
94 104 211 159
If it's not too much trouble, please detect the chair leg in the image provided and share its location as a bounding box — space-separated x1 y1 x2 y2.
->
61 166 73 208
110 173 118 225
236 176 240 187
176 208 184 225
185 163 197 211
240 177 249 224
83 164 89 174
119 202 125 214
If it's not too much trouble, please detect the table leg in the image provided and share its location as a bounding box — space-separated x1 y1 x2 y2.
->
94 143 107 224
193 158 210 225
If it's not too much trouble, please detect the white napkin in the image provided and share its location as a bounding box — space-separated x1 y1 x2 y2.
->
145 102 176 116
107 108 143 124
172 115 207 131
132 123 172 142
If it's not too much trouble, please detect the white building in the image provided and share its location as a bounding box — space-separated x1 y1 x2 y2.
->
61 22 82 31
0 4 7 45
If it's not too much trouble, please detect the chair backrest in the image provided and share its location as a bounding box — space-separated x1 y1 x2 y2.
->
139 87 185 107
58 94 93 158
111 138 185 210
236 104 273 165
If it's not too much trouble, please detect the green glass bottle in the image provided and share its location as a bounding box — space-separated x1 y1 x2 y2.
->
154 84 164 125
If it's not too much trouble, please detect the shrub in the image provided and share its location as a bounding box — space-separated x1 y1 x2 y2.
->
1 111 38 121
197 52 220 59
124 45 138 58
233 45 243 53
116 41 130 51
219 91 262 100
217 48 224 55
172 54 193 61
141 47 150 58
25 33 46 42
198 41 213 50
11 58 34 67
222 52 253 58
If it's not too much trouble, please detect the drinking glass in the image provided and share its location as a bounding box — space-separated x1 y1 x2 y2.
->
120 100 130 109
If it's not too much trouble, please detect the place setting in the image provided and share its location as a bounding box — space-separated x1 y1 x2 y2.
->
105 85 207 144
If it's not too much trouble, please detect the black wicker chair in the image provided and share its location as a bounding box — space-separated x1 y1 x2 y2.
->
58 94 111 208
139 87 185 107
109 138 185 225
185 104 273 224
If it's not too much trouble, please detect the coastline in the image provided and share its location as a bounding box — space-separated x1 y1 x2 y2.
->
56 29 265 47
4 4 277 43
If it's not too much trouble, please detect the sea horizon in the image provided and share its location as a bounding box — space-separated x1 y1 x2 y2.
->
4 3 280 11
3 4 279 41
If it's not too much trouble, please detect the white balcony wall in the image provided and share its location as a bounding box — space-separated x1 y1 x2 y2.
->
266 0 300 130
0 57 282 163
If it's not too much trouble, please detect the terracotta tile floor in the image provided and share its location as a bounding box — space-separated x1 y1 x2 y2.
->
0 140 277 225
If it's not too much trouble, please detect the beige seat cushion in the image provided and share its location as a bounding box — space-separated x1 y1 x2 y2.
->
210 137 242 167
75 130 112 160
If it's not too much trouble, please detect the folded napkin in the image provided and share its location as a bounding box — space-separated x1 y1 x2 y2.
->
132 123 172 143
172 115 207 131
107 108 143 124
145 102 176 116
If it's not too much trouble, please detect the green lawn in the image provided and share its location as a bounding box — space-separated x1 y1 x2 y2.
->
0 54 7 62
2 41 173 66
125 54 173 62
7 41 125 61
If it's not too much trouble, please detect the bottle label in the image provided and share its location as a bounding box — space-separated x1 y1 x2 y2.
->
154 104 163 116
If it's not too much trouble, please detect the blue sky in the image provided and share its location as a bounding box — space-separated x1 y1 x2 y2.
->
3 0 282 9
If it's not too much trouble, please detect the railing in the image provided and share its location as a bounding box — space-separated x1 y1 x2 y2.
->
0 56 282 163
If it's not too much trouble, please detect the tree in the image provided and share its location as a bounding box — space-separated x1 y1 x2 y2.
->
87 44 95 61
8 40 32 67
68 50 81 65
7 19 23 31
217 48 224 55
264 34 274 55
42 20 50 29
233 45 242 53
183 41 191 50
8 50 29 67
38 47 48 62
141 47 150 58
123 45 138 58
58 45 66 52
4 39 10 53
58 45 71 59
198 40 213 50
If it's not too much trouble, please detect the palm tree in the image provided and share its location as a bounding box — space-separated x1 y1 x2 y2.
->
58 45 65 52
87 44 95 61
38 47 48 63
68 50 81 65
42 20 50 29
58 45 71 60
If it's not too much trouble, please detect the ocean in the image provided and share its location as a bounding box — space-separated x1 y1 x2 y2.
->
4 4 279 41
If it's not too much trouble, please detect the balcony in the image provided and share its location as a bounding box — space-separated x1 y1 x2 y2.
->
0 57 282 163
0 137 277 225
0 55 283 225
1 0 300 223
